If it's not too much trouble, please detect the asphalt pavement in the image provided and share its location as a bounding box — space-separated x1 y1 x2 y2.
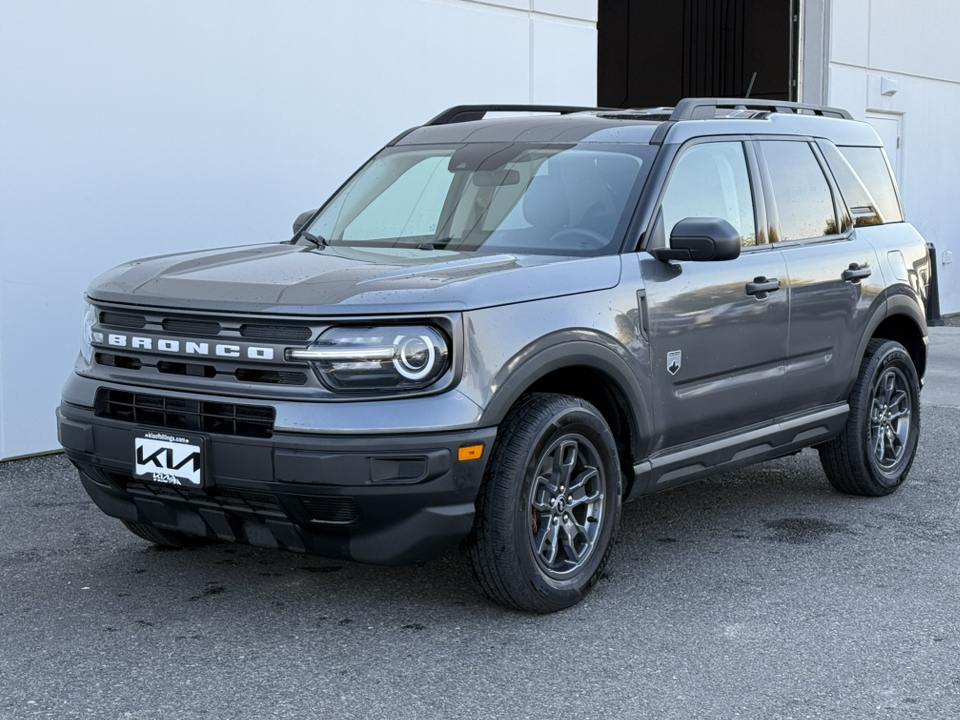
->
2 330 960 719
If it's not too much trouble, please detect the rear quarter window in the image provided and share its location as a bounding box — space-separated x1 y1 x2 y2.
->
817 140 881 228
838 146 904 223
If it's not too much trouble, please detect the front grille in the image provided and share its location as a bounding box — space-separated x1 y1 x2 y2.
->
96 352 142 370
89 304 328 397
96 389 275 438
235 369 308 385
161 318 222 336
97 308 311 342
95 353 307 385
100 311 147 328
240 324 312 341
301 497 362 524
157 360 217 378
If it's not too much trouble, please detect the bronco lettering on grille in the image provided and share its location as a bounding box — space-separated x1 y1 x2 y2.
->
104 333 275 360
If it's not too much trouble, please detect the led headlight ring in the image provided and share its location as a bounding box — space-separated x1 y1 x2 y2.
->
393 334 436 380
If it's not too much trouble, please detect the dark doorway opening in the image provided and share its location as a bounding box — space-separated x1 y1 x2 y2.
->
598 0 799 109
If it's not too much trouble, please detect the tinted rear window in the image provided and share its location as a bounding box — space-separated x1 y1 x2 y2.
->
760 140 838 242
838 146 904 223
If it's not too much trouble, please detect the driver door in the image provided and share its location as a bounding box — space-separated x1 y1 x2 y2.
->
641 139 789 452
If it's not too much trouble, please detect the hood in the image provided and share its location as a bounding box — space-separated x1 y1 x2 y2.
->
86 243 622 315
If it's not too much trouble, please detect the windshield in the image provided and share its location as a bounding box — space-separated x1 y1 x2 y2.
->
305 143 654 256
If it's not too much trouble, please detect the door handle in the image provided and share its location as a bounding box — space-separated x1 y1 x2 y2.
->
842 263 872 283
745 277 781 299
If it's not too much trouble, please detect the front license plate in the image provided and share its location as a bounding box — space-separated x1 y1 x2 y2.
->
134 431 204 488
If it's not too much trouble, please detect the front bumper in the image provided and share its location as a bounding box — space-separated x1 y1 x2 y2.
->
57 401 496 565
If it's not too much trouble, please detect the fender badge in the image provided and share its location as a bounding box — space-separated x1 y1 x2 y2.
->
667 350 682 376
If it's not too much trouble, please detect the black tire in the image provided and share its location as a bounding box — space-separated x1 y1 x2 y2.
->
463 393 622 613
819 339 921 496
121 521 216 548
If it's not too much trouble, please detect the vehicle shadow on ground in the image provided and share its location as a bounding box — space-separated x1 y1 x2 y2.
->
7 440 943 638
40 447 908 628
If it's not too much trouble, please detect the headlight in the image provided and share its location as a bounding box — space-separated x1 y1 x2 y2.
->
288 326 449 392
79 302 101 364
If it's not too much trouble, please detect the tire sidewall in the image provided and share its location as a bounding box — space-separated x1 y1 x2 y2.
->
509 402 621 609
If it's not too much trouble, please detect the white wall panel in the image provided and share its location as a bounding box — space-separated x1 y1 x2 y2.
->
827 64 868 116
471 0 531 10
531 16 598 103
868 0 960 82
829 0 870 67
533 0 597 22
0 0 598 459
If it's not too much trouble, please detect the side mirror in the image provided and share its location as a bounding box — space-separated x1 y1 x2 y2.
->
293 209 318 235
651 217 742 262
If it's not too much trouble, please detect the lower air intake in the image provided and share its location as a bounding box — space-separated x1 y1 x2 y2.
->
301 497 362 525
95 389 275 438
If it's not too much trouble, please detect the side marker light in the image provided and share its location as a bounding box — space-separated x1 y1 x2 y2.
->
458 444 485 462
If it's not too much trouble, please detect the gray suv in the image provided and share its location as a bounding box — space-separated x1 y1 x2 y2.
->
58 98 929 613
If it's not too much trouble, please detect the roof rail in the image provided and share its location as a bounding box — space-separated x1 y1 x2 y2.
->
670 97 853 121
425 104 606 126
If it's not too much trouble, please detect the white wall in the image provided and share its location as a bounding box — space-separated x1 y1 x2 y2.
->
822 0 960 315
0 0 598 460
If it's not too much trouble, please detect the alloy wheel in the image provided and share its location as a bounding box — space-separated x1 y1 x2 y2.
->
869 366 912 470
528 434 605 578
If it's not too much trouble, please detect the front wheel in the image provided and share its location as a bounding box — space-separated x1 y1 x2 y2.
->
819 339 921 496
463 393 622 613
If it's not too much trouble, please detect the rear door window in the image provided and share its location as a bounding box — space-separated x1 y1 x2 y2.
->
838 146 904 223
759 141 838 242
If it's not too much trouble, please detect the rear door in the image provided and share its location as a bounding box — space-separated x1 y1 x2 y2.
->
641 138 789 450
755 139 885 413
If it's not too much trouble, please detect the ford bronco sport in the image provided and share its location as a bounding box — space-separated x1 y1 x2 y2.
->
58 99 929 613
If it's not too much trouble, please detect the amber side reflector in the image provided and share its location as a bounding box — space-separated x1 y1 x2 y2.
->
458 444 485 462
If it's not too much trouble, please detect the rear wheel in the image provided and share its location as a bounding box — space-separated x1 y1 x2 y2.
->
819 339 921 496
463 393 622 613
121 521 216 548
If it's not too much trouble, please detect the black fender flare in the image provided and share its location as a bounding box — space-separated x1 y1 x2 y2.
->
844 292 928 397
478 336 653 462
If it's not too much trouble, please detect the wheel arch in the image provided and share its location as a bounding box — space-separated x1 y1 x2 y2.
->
478 340 651 496
845 296 927 397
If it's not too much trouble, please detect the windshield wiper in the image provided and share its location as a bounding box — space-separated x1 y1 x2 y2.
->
301 230 329 248
419 237 455 251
